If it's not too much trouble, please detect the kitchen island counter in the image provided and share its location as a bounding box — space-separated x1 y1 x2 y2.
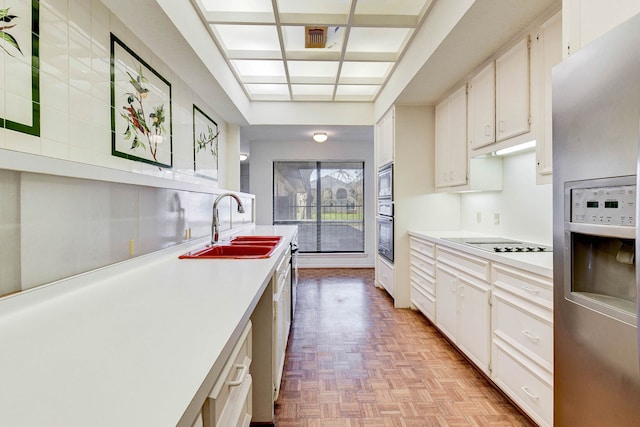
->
0 225 297 427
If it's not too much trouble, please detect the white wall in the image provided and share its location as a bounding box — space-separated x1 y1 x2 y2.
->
460 150 553 244
249 137 376 268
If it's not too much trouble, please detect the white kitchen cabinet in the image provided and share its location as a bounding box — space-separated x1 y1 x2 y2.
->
410 237 436 322
435 84 468 189
434 246 491 374
376 107 394 167
376 254 394 298
272 246 292 401
468 62 496 151
496 37 531 143
491 263 553 427
563 0 640 58
533 11 562 185
436 84 502 192
201 321 253 427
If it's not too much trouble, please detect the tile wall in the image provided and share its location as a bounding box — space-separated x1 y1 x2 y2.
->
1 0 228 184
0 0 251 296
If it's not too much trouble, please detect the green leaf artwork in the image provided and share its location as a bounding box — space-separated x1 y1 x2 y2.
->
0 8 22 57
193 105 219 181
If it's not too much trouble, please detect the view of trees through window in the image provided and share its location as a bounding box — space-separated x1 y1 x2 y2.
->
273 161 364 253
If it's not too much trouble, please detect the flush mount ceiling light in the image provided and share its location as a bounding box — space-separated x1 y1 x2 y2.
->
240 153 249 161
313 132 328 143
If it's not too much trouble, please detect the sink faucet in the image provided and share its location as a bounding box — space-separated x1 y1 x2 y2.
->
211 192 245 245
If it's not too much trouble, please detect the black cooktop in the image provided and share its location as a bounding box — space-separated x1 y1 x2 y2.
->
443 237 552 253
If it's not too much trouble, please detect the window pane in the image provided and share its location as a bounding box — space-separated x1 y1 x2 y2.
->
274 161 364 253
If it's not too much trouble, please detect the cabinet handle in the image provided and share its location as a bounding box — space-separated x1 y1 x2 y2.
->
521 386 539 400
449 171 454 181
521 330 540 342
522 286 540 295
484 125 491 136
228 364 248 387
443 172 448 182
499 120 504 133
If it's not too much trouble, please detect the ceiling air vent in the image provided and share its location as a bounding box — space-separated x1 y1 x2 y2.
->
305 26 327 48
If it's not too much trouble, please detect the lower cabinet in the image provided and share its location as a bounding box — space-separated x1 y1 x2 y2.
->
409 235 554 425
491 263 553 427
376 255 394 297
435 248 491 374
273 246 292 401
191 321 253 427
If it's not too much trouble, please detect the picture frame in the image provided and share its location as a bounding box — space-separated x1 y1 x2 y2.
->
193 104 219 181
1 0 40 136
110 33 172 168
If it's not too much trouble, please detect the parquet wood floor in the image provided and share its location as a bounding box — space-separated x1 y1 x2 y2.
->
274 268 535 427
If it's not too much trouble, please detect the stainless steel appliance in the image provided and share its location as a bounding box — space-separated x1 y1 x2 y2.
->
377 214 394 262
553 13 640 426
377 163 394 263
378 162 393 199
444 237 551 253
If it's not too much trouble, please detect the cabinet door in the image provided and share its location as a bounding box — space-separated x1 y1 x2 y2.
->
468 62 495 150
448 84 468 186
536 11 562 183
376 108 394 166
434 98 450 188
435 264 458 342
457 275 491 374
564 0 640 57
496 37 530 142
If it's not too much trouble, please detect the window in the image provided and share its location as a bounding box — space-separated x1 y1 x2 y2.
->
274 161 364 253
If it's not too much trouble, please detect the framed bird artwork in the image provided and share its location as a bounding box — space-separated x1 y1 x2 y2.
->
110 33 172 168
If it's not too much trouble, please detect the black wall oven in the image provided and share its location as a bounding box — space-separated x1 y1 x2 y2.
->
377 214 394 262
377 162 394 263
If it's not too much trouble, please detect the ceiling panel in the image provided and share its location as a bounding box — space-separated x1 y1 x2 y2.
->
193 0 432 102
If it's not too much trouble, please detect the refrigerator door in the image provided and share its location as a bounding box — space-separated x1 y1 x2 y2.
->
553 12 640 427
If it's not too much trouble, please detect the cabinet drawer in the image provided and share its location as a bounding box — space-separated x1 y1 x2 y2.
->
436 246 490 281
492 263 552 309
410 237 435 259
410 266 435 295
493 289 553 369
216 374 252 427
376 256 394 297
411 282 435 322
410 250 435 278
204 321 253 427
492 339 553 427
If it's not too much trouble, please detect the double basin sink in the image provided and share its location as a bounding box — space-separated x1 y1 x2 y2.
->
179 235 282 259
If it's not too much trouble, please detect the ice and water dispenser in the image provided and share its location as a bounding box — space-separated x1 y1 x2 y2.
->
565 177 637 325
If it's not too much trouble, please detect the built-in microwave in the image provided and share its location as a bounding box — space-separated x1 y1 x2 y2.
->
378 163 393 200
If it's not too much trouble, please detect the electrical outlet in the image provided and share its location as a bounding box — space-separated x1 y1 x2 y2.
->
494 212 500 225
476 211 482 223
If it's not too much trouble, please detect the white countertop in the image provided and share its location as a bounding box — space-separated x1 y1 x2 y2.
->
409 230 553 278
0 225 297 427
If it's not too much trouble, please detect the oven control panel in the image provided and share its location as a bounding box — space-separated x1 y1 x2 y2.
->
571 185 635 226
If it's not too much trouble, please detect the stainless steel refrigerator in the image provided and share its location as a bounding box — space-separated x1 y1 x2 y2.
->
553 13 640 426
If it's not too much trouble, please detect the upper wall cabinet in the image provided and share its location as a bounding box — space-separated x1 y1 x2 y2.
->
563 0 640 58
468 36 532 156
535 11 562 184
495 37 531 143
436 84 468 189
436 85 502 192
468 62 496 151
376 107 394 167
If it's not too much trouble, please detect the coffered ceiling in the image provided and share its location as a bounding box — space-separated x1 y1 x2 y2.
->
190 0 434 102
